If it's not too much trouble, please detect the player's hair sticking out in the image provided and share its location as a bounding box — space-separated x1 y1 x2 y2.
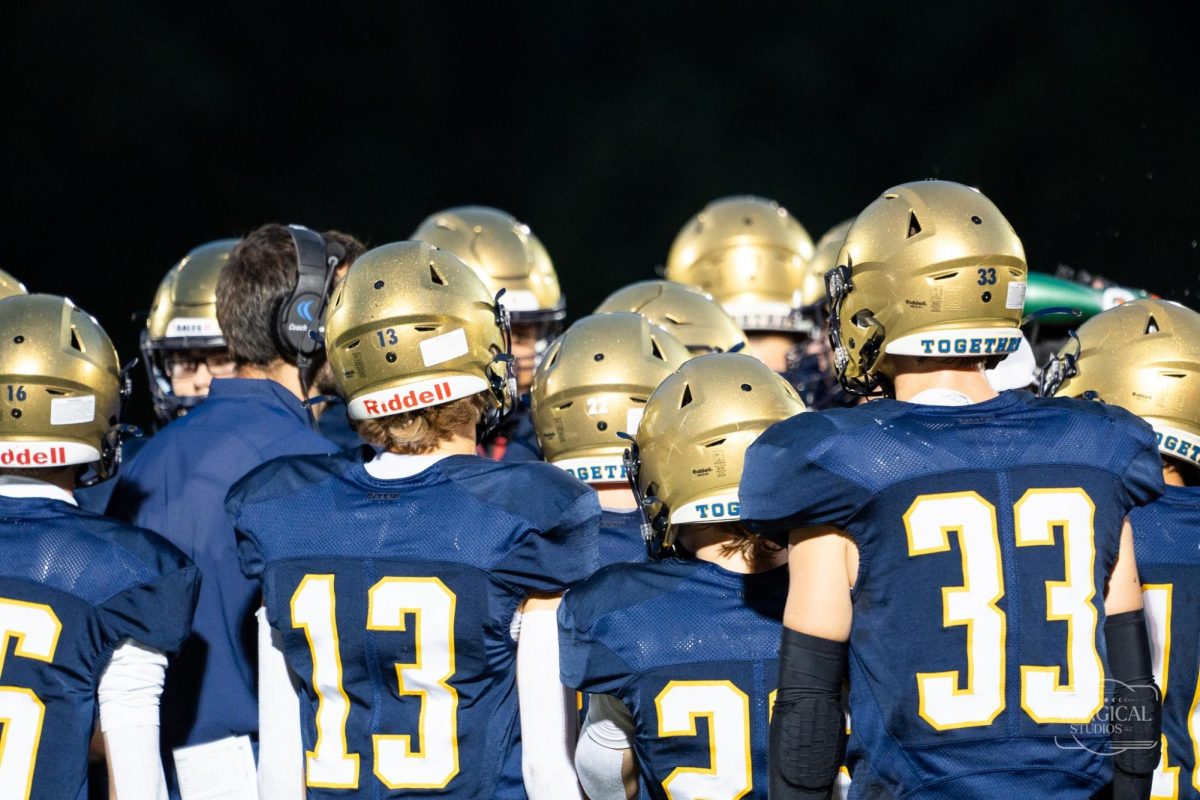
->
355 393 488 455
1165 455 1200 487
716 522 785 563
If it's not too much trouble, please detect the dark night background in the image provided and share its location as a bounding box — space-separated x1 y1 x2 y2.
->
4 2 1197 428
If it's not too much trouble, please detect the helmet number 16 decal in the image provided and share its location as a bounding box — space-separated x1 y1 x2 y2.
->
905 488 1102 730
291 575 459 790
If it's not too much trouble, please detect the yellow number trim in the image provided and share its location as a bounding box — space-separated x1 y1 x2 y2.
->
1014 488 1103 724
655 679 752 800
904 492 1007 731
291 575 360 789
367 577 460 790
0 599 61 800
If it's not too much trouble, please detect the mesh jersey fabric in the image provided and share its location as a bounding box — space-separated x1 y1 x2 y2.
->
227 450 600 799
598 508 646 568
559 558 787 799
1132 484 1200 799
739 391 1166 799
0 495 198 800
105 377 336 765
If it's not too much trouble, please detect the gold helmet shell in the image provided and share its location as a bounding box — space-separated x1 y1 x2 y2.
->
593 280 748 354
411 206 565 324
0 294 126 479
1045 299 1200 465
142 239 237 422
0 268 28 299
630 352 805 550
324 241 514 427
827 181 1027 394
802 218 855 305
531 313 689 484
665 196 814 333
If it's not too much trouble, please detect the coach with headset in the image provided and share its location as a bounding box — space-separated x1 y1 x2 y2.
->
108 223 364 797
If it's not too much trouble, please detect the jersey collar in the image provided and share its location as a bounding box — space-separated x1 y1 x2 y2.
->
0 475 78 506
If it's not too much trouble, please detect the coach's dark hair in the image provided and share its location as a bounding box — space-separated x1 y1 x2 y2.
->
217 225 365 367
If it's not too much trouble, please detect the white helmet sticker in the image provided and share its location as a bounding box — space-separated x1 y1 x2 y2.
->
166 317 222 338
349 374 488 420
0 441 101 467
50 395 95 426
670 490 742 524
419 328 469 367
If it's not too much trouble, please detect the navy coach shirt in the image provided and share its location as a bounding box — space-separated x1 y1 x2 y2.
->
107 378 336 766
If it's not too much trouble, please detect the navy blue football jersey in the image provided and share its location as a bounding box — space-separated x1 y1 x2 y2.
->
228 450 600 799
740 391 1165 799
559 558 787 799
598 508 646 568
0 495 198 800
1132 484 1200 799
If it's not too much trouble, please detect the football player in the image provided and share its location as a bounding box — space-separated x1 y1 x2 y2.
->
559 352 804 799
594 280 748 355
78 239 239 514
1045 298 1200 798
412 206 566 461
142 239 240 425
106 224 363 795
739 180 1164 800
665 195 814 373
227 241 600 798
531 312 690 566
0 266 28 298
0 293 198 799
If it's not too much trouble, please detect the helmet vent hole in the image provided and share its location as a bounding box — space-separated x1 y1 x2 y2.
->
932 272 958 281
680 385 693 407
346 340 361 350
45 389 66 396
884 194 898 200
415 325 436 332
373 280 385 290
971 215 983 225
907 212 923 238
69 326 84 352
596 421 608 431
1145 316 1160 334
705 438 726 448
13 335 23 344
1163 372 1186 379
741 383 752 391
649 338 664 360
429 264 447 286
663 314 683 325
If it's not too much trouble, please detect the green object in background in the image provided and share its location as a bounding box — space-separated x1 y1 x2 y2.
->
1025 272 1153 323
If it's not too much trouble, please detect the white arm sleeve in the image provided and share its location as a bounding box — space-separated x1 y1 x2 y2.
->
97 639 169 800
257 606 305 799
517 607 583 800
575 693 635 800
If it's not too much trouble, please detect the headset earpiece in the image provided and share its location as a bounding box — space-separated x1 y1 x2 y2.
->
276 225 338 363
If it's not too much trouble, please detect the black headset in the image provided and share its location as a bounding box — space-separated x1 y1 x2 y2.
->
275 225 346 367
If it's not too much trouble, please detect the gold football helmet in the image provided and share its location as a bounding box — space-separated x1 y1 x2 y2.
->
0 294 129 483
593 280 748 354
0 268 28 299
665 196 814 333
323 241 515 429
827 181 1027 395
411 206 565 324
627 352 805 555
142 239 237 422
801 218 855 305
531 313 689 484
1043 299 1200 466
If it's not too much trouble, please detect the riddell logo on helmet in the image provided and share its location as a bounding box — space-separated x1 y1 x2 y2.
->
0 446 68 466
359 382 453 416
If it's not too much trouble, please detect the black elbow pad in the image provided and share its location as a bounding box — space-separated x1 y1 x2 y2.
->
769 628 849 800
1105 609 1162 786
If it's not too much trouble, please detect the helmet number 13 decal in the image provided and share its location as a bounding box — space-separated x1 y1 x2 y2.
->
905 488 1102 730
291 575 459 790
